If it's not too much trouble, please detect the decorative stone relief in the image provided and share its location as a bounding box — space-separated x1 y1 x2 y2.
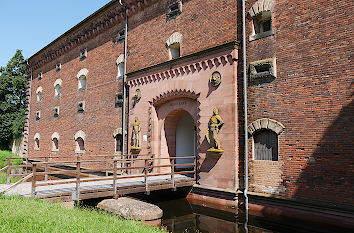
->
207 108 224 154
210 71 222 87
131 117 141 151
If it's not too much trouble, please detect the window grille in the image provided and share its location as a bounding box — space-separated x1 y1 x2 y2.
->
254 130 278 161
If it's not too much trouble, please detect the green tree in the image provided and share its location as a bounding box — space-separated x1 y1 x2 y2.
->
0 50 27 147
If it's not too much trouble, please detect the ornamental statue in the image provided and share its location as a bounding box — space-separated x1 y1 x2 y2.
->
131 117 141 150
207 108 224 153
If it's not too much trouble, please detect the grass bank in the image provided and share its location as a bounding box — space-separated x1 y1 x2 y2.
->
0 150 23 168
0 150 23 184
0 196 165 233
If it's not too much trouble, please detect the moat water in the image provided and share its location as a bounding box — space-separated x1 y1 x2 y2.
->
83 190 350 233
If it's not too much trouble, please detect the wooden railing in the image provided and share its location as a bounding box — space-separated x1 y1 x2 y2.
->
3 154 147 184
29 155 197 200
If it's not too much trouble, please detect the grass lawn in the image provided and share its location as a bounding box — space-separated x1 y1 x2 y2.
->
0 196 166 233
0 150 23 168
0 150 24 184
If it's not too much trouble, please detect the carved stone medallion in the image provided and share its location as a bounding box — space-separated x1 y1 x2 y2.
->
210 71 222 87
134 89 142 101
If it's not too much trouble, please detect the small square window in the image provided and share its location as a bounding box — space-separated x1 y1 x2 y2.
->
115 93 123 108
54 107 59 118
38 72 42 80
36 111 41 121
249 11 274 41
167 0 182 20
56 62 61 72
249 58 276 83
80 48 87 61
78 101 85 113
117 29 125 44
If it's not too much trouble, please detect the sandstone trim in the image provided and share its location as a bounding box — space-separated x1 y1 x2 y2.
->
77 68 88 79
166 32 182 47
51 132 60 140
36 86 43 94
74 130 86 140
116 54 124 65
53 79 62 87
248 118 285 135
34 133 40 140
248 0 276 18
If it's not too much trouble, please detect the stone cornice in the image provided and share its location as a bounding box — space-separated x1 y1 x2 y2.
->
127 40 239 82
127 40 239 87
27 0 158 73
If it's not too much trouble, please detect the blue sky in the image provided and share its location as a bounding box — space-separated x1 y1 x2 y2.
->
0 0 111 67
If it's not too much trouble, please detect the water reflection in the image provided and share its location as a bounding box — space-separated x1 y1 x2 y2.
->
155 198 338 233
157 198 255 233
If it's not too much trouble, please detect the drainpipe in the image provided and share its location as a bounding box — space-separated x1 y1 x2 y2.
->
119 0 128 155
25 60 33 169
242 0 249 228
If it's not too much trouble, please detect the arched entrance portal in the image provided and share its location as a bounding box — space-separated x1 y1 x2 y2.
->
155 97 199 173
175 112 197 169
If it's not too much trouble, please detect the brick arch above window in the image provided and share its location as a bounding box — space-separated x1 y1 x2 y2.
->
74 130 86 140
248 118 285 135
51 132 60 140
166 32 182 47
77 68 88 79
248 0 276 17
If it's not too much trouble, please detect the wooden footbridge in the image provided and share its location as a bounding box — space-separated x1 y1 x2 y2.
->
0 155 196 202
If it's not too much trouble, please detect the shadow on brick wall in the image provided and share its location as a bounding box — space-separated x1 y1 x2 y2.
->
290 98 354 207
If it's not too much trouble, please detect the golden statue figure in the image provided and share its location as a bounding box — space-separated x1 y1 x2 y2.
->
132 117 141 150
207 108 224 153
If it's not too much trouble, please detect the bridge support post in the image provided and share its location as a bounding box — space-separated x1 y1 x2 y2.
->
144 158 150 195
6 158 11 184
76 158 81 201
113 160 117 198
44 157 48 182
171 158 176 191
194 156 197 184
31 164 37 197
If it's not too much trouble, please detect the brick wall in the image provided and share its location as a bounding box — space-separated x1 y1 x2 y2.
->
24 0 238 160
245 0 353 207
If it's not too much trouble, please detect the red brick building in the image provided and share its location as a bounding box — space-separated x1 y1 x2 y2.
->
24 0 353 221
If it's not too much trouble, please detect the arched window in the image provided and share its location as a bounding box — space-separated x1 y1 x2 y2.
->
113 128 125 154
166 32 182 59
248 0 275 41
248 118 285 161
77 137 85 151
36 87 43 102
34 133 40 150
115 134 123 152
54 79 62 97
116 54 124 80
77 68 88 90
75 130 86 153
51 132 59 152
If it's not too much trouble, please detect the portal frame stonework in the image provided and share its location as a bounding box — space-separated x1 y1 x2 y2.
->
127 46 239 189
